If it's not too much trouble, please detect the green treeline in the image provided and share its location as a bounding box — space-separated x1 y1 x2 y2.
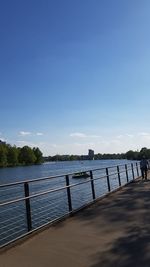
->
0 141 43 167
1 140 149 167
95 147 150 160
45 154 125 162
125 147 150 160
45 147 150 162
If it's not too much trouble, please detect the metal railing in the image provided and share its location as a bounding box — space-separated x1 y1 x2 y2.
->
0 162 140 248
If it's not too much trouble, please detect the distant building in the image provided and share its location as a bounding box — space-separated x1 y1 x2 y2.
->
88 149 94 160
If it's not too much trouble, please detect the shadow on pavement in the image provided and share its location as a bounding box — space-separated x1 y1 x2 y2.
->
75 179 150 267
90 226 150 267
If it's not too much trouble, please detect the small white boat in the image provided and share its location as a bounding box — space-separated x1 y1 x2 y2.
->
72 172 90 178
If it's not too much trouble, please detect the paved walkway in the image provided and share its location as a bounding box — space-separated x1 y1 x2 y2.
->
1 177 150 267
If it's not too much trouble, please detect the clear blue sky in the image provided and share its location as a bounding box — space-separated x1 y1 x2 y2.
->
1 0 150 156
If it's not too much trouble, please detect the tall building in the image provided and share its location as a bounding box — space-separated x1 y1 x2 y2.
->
88 149 94 160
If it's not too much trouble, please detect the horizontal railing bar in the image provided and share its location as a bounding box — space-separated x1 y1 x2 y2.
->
32 202 69 217
0 195 23 199
0 204 25 214
32 203 67 217
0 175 64 188
1 224 26 236
33 218 57 228
32 212 56 221
32 208 65 217
32 199 67 212
0 169 139 248
33 191 107 223
0 162 139 188
33 211 69 223
0 214 25 225
33 216 65 227
30 178 106 202
31 195 67 206
0 187 23 193
31 192 67 203
1 178 93 206
0 195 24 202
80 168 132 182
0 166 138 207
0 219 25 230
0 229 26 243
0 185 69 206
0 208 73 248
0 175 137 248
34 211 68 225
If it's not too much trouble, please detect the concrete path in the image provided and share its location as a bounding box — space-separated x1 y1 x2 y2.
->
1 178 150 267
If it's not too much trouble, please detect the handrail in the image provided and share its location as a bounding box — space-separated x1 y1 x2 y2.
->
0 166 135 207
0 161 141 248
0 162 138 188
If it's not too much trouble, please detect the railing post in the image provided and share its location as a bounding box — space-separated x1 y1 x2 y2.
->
125 164 129 183
90 171 96 200
24 182 32 232
106 168 111 192
131 163 135 180
65 175 72 212
136 162 139 177
117 166 121 187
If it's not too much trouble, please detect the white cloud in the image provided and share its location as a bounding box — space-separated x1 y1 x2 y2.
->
89 135 101 138
19 131 44 136
74 142 95 147
116 134 134 139
138 132 150 136
19 131 32 136
126 134 134 138
70 132 87 138
36 132 44 136
51 144 64 148
16 140 37 147
18 135 149 156
70 132 101 138
116 135 124 139
16 140 26 144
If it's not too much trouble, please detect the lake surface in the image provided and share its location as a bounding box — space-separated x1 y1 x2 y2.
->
0 160 139 247
0 159 133 184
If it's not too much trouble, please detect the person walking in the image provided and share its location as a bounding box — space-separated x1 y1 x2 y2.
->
140 157 148 180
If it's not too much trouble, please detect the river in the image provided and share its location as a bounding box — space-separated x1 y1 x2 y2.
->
0 159 132 184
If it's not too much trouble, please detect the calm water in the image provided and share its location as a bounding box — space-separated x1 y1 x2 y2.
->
0 160 139 247
0 159 133 184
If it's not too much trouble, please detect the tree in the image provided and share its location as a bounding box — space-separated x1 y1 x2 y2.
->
33 147 43 164
7 146 19 166
139 147 150 159
19 146 36 165
0 145 7 167
125 150 136 160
